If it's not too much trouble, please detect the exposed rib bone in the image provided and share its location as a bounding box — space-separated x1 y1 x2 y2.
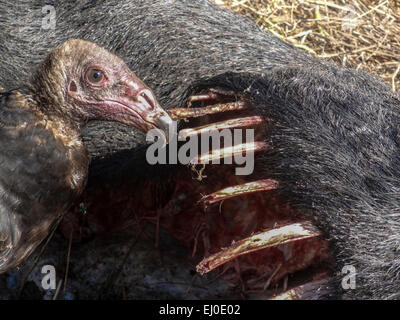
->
167 101 246 120
188 93 221 103
179 116 264 139
188 88 238 104
192 141 268 165
201 179 278 205
196 222 321 275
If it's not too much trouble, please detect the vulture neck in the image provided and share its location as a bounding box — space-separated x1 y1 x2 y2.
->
28 69 89 134
26 84 86 130
21 89 85 151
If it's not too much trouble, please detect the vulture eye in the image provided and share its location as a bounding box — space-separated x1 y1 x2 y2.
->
86 69 105 84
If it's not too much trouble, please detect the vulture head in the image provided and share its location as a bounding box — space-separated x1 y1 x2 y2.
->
31 39 172 137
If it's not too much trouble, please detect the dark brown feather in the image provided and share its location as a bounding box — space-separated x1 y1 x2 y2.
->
0 90 89 272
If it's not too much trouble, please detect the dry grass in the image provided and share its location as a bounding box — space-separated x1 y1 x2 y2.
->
213 0 400 90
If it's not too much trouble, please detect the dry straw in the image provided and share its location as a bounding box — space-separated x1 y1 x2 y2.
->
215 0 400 91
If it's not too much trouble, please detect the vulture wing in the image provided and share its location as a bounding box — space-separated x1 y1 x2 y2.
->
0 91 88 272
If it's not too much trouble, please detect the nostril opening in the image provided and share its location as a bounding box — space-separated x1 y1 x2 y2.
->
140 90 155 110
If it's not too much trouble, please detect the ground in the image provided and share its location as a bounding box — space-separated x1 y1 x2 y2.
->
215 0 400 91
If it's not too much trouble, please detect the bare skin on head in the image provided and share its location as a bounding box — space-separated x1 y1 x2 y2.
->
31 39 173 136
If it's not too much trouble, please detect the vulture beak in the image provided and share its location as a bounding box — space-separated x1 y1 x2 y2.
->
115 76 174 144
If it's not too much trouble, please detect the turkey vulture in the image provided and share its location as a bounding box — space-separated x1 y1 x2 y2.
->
0 39 172 273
